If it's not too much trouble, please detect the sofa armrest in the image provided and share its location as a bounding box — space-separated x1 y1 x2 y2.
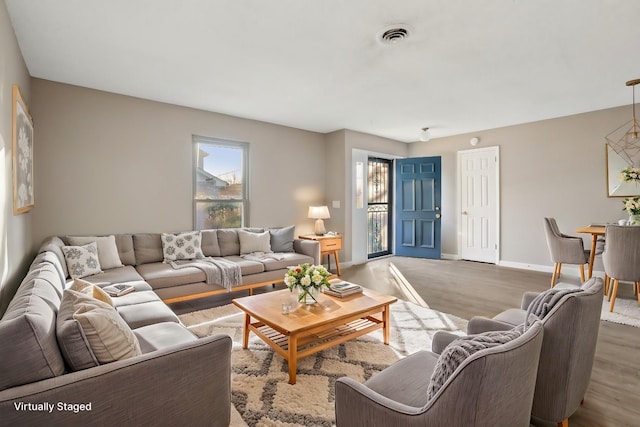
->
467 316 516 335
0 334 232 427
293 239 321 265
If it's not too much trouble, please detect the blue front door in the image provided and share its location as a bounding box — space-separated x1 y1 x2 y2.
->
394 157 442 258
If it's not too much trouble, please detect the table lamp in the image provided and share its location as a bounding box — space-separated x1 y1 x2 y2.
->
308 206 330 235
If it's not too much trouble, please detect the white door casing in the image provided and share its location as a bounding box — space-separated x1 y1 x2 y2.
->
458 146 500 263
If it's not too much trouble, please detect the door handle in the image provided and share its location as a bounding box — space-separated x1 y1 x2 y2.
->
435 207 440 211
435 213 441 219
462 211 468 215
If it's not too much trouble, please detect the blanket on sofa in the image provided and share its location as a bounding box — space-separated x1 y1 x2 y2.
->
169 257 242 291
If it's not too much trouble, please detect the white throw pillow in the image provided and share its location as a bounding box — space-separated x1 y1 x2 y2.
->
70 278 114 307
69 290 142 364
161 231 204 262
67 235 124 270
61 242 103 279
238 230 272 255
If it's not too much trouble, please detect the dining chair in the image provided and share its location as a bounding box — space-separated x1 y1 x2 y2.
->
543 218 591 287
602 225 640 312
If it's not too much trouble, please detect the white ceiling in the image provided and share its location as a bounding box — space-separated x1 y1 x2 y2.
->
6 0 640 142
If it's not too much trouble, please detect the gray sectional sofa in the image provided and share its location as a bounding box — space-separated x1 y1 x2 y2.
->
0 227 320 426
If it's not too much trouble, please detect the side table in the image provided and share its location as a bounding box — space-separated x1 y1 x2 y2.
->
298 234 343 276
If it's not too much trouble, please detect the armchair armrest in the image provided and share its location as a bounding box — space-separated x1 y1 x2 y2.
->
521 291 540 309
293 239 321 265
467 316 515 335
335 376 423 427
0 334 232 427
431 331 463 355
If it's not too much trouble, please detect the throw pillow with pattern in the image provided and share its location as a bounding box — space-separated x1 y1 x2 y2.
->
161 231 204 262
61 242 103 279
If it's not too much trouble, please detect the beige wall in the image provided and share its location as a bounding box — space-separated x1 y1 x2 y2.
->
30 79 327 246
409 107 628 269
0 0 33 314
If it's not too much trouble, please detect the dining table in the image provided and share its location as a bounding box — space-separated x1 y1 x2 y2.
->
575 225 606 279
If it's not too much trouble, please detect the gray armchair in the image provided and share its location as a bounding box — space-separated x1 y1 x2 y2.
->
466 277 603 427
334 320 544 427
602 224 640 312
544 218 591 287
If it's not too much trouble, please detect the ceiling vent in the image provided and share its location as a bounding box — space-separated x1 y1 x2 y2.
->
378 25 412 45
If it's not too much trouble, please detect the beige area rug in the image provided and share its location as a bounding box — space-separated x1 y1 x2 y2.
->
179 300 467 427
600 296 640 327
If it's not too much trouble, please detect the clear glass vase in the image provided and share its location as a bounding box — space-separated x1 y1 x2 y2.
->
297 287 319 304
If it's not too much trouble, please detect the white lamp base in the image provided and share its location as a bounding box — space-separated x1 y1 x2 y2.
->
314 219 327 235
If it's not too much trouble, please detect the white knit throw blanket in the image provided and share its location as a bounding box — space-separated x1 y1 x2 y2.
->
169 257 242 292
525 287 582 327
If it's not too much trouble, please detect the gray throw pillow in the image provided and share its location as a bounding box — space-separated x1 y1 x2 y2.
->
426 325 524 401
270 225 295 252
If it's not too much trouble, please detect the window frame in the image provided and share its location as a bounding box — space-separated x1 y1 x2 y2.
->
192 135 250 229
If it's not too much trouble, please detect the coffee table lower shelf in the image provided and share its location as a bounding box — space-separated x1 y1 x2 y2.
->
246 315 384 384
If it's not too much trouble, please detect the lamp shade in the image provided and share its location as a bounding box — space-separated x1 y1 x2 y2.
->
308 206 330 219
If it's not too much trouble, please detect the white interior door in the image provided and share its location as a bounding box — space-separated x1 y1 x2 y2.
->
458 146 499 263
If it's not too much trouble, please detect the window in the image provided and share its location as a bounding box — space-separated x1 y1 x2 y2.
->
193 136 249 229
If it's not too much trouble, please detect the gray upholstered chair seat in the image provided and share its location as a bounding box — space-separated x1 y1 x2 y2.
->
334 320 544 427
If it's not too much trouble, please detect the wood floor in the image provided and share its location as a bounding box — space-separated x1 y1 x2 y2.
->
169 256 640 427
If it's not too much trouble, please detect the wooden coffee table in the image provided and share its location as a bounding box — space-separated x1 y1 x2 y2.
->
232 287 397 384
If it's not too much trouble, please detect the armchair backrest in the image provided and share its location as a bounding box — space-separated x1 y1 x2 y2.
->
423 320 544 427
530 277 603 422
543 217 587 264
602 225 640 281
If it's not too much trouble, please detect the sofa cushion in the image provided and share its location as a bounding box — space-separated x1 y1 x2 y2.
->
269 225 295 252
24 254 66 298
0 276 65 391
66 235 124 270
116 301 180 329
134 322 198 354
39 236 68 278
80 265 145 286
61 242 103 279
426 326 525 400
223 256 266 275
135 263 207 289
161 231 204 261
133 233 163 264
217 229 240 256
111 290 162 308
238 229 272 254
259 252 315 272
114 234 136 266
201 229 221 257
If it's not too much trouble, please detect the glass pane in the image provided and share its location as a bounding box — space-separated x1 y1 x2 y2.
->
195 144 243 200
195 200 243 229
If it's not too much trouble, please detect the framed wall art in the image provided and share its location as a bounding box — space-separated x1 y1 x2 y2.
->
12 84 34 214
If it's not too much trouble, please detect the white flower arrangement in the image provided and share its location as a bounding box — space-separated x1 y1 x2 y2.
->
284 263 332 303
623 197 640 216
619 166 640 183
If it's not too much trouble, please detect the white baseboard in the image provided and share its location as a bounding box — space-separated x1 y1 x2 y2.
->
498 260 605 279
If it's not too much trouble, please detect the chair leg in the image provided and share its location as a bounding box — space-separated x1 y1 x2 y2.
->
578 264 586 283
609 279 620 312
604 275 610 295
558 420 569 427
551 263 561 288
636 282 640 307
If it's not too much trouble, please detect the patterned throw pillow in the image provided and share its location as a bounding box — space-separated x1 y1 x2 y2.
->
426 325 525 401
61 242 103 279
161 231 204 262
